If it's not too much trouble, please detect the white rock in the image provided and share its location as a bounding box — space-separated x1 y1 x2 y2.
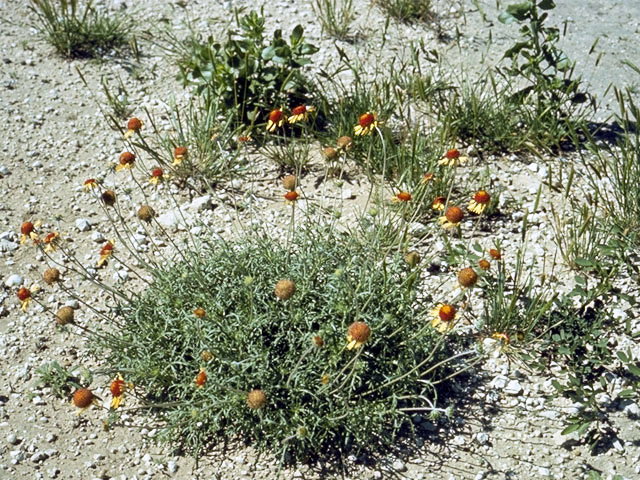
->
90 231 105 243
157 209 188 231
475 432 489 445
0 239 18 252
75 218 91 232
47 467 59 478
409 222 429 237
6 433 18 445
189 195 212 212
392 460 406 472
504 380 523 396
537 467 551 477
341 188 354 200
167 460 178 474
4 274 23 287
621 400 639 417
490 375 508 390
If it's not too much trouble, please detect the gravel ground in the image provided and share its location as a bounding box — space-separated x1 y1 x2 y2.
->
1 1 640 479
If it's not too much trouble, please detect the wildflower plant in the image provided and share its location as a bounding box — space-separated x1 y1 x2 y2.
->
90 226 472 460
169 9 318 131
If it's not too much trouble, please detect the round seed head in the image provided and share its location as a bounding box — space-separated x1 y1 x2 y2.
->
322 146 338 160
292 105 307 115
404 251 421 268
151 167 163 178
282 175 297 191
478 259 491 271
313 335 324 347
458 267 478 287
55 306 74 325
336 136 353 150
247 389 267 409
269 109 283 123
446 148 460 159
274 279 296 300
193 307 206 318
489 248 502 260
347 321 371 344
284 191 299 202
119 152 135 166
174 146 188 157
73 388 94 408
101 190 116 206
127 117 142 131
201 350 213 362
43 268 60 285
445 206 464 223
137 205 155 222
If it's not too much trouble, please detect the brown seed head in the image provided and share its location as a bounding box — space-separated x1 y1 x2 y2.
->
17 287 31 301
347 321 371 344
73 388 94 408
55 306 74 325
336 136 353 151
21 221 34 235
201 350 213 362
274 279 296 300
474 190 490 204
489 248 502 260
137 205 155 222
119 152 136 166
445 206 464 224
458 267 478 287
313 335 324 347
282 175 297 191
404 251 421 268
247 389 267 409
438 305 456 322
127 117 142 131
101 190 116 206
193 307 206 318
43 268 60 285
478 259 491 271
174 146 188 158
322 146 338 161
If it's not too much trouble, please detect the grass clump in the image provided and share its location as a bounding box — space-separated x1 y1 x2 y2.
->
374 0 435 23
29 0 133 59
93 227 467 460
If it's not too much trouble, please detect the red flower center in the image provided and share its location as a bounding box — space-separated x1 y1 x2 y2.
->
21 222 34 235
489 248 502 260
446 149 460 159
195 370 207 386
292 105 307 115
110 379 126 397
119 152 135 165
84 178 96 186
439 305 456 322
101 242 114 255
269 109 283 122
359 113 375 128
474 190 490 204
396 191 411 202
174 146 187 157
284 191 299 202
151 168 163 178
17 287 31 301
44 232 57 244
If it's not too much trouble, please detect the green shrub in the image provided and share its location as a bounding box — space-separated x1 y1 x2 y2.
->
29 0 133 59
92 226 468 460
171 9 318 131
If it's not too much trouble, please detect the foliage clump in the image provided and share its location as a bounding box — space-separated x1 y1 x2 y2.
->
95 228 459 460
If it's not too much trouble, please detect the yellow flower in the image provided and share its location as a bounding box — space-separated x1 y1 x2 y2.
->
173 146 188 166
438 148 468 167
42 232 60 253
468 190 490 214
354 112 379 136
432 196 446 211
17 284 39 312
288 105 315 124
266 108 285 132
439 206 464 230
115 152 136 172
430 304 458 333
97 240 115 268
110 373 133 410
149 167 169 186
124 117 143 139
346 321 371 350
19 220 41 244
